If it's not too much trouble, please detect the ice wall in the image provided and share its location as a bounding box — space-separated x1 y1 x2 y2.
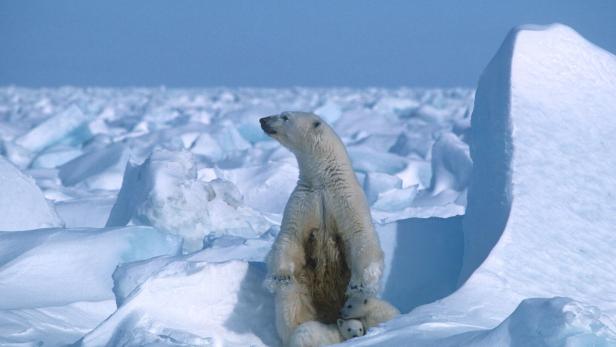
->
458 23 616 317
344 23 616 347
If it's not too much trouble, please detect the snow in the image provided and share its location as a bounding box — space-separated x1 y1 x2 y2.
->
106 148 275 252
31 144 83 169
0 22 614 347
0 226 181 346
338 23 616 347
14 104 90 154
0 226 181 309
58 141 129 190
0 300 116 347
457 22 616 317
79 260 277 347
363 172 403 204
0 155 63 231
55 196 116 228
428 132 472 194
466 298 616 346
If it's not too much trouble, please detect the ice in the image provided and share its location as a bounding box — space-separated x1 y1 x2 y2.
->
0 300 116 347
113 233 275 306
107 149 274 252
78 260 277 347
373 97 420 118
372 186 418 213
363 172 403 204
215 120 252 154
31 144 83 168
0 156 62 231
314 100 342 124
428 132 472 194
190 132 224 161
467 298 616 346
218 162 298 214
344 24 616 347
15 104 90 153
457 23 616 314
376 217 464 314
389 128 433 159
341 297 616 347
107 149 214 251
58 142 129 190
0 226 181 309
348 148 408 174
0 74 510 345
395 158 432 189
0 224 181 345
55 197 116 227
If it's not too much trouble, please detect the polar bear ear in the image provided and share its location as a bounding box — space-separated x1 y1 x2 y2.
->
313 121 321 128
337 319 344 328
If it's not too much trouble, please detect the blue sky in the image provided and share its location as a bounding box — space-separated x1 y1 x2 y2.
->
1 0 615 87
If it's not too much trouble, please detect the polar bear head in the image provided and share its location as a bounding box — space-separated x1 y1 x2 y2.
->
259 111 340 157
337 318 365 339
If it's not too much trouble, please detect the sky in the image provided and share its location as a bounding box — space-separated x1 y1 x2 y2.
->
1 0 615 88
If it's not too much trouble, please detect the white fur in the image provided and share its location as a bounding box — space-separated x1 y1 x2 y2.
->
340 297 400 329
288 319 364 347
261 112 385 344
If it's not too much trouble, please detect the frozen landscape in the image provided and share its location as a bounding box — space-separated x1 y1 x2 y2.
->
0 23 615 346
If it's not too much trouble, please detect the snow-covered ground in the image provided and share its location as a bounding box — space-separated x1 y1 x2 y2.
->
1 23 615 346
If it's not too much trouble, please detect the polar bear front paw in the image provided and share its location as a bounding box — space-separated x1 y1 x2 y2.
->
346 281 367 296
273 274 293 286
264 271 294 292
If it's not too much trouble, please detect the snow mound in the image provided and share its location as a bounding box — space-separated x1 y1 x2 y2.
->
349 23 616 347
0 300 116 347
112 233 275 306
0 156 62 231
78 260 277 347
0 226 181 309
341 297 616 347
457 23 616 316
468 297 616 346
107 149 274 252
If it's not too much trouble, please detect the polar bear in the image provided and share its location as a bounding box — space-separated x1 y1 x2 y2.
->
260 111 384 344
288 319 365 347
340 296 400 330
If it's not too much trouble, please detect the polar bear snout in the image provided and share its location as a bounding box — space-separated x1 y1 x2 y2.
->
259 116 278 135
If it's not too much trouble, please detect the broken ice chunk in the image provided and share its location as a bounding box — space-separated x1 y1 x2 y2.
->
15 104 90 153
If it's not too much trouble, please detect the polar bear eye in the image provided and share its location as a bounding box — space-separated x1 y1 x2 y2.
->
281 115 289 121
364 299 368 304
313 121 321 128
347 304 352 309
347 328 351 332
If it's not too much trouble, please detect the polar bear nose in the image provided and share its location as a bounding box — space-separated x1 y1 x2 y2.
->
260 116 277 135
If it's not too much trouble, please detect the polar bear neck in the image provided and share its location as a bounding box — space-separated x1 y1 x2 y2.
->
295 141 356 190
